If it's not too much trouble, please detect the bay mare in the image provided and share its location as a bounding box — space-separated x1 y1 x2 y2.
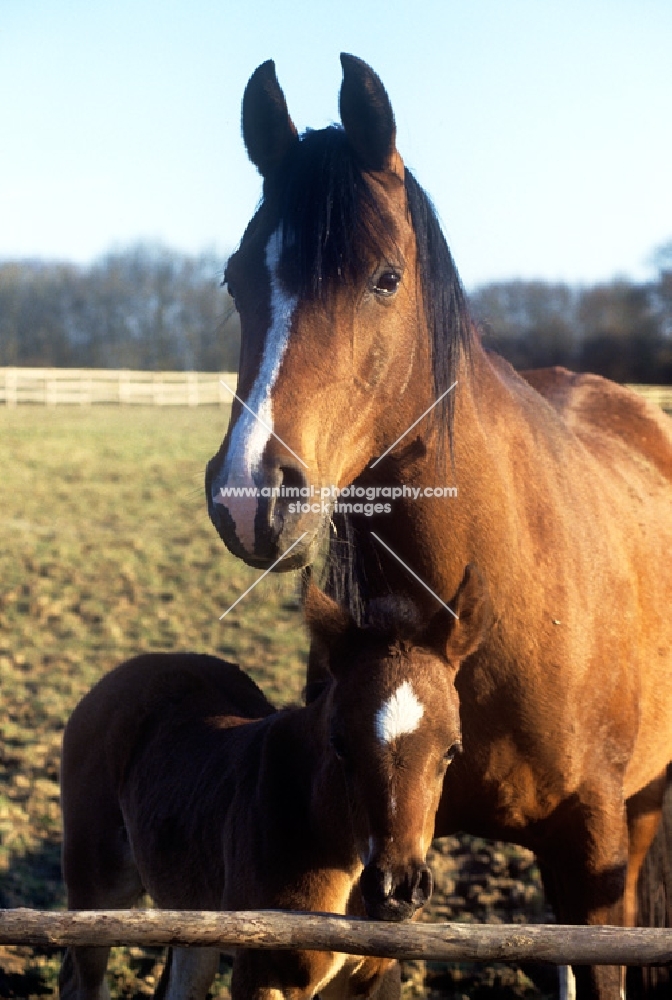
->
59 570 489 1000
206 55 672 999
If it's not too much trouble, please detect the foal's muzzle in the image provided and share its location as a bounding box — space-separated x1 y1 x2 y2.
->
360 862 433 922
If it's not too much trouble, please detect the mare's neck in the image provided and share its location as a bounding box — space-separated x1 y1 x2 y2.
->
367 339 542 607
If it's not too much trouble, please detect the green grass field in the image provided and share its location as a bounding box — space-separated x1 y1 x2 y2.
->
0 405 308 997
0 405 550 1000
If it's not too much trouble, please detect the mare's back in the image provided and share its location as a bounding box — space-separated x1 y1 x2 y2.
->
522 366 672 484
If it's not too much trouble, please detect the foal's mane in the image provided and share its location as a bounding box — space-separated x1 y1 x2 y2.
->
264 126 473 618
362 594 427 644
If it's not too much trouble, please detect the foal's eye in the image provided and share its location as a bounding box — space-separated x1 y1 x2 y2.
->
443 742 462 766
373 270 402 297
329 731 348 762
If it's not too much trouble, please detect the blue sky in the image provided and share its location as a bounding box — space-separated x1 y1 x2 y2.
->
1 0 671 288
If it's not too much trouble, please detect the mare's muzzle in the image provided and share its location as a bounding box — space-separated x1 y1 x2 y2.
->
205 456 324 570
360 861 433 922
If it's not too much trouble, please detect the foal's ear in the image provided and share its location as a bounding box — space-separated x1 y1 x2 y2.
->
425 565 492 669
339 53 399 174
242 59 298 177
303 579 353 650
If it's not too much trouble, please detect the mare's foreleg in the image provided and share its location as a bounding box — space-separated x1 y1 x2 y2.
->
624 772 667 926
623 773 668 998
538 784 629 1000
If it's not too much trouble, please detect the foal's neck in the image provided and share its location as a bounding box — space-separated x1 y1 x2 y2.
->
268 695 343 796
260 695 356 867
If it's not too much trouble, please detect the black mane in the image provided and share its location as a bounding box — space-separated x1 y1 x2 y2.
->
404 169 473 452
266 126 399 298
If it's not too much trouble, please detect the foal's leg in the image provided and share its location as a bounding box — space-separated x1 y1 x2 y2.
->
160 947 220 1000
60 795 143 999
58 946 112 1000
368 963 401 1000
319 960 401 1000
232 948 340 1000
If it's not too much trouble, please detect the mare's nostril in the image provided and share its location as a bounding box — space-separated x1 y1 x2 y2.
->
267 461 310 531
279 463 308 493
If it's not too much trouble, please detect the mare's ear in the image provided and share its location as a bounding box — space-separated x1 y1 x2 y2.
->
424 565 492 669
339 53 400 174
242 60 298 177
303 578 353 652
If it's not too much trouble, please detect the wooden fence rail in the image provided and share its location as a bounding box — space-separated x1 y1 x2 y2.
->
0 369 671 412
0 369 238 407
1 910 672 966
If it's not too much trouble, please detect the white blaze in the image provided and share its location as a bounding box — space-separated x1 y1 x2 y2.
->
375 680 424 744
229 227 297 476
218 228 297 548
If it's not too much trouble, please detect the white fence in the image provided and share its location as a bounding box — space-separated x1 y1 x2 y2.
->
0 368 671 412
628 383 672 413
0 368 238 407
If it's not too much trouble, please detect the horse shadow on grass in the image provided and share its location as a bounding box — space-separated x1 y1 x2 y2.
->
0 839 64 997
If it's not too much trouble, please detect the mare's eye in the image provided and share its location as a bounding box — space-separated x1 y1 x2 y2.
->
373 270 402 297
443 742 462 766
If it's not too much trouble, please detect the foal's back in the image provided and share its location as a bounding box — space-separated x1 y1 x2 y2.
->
64 651 274 773
61 652 275 907
60 651 401 1000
